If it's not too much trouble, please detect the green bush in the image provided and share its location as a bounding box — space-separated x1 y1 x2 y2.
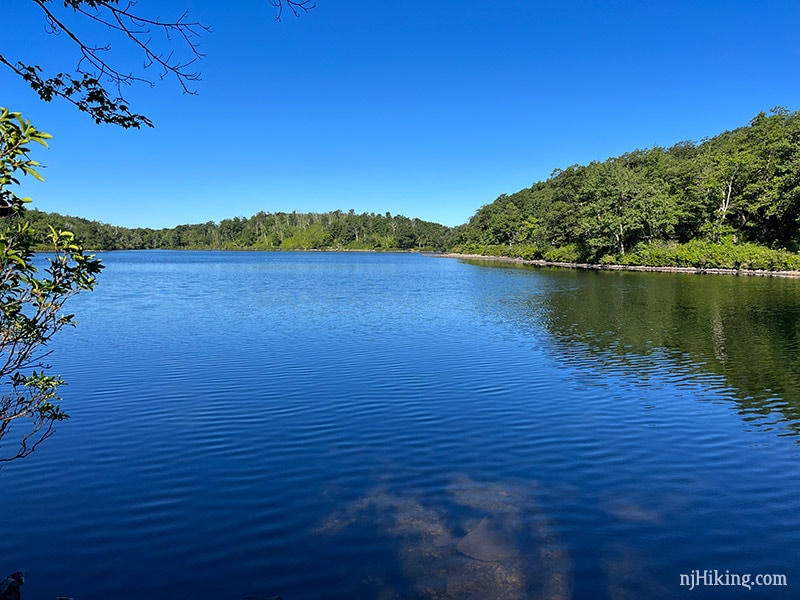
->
621 241 800 271
543 244 581 263
450 241 800 272
512 245 543 260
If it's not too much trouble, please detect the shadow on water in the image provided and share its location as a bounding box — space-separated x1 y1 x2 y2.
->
465 259 800 437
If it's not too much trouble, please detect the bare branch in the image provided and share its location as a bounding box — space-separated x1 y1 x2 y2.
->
270 0 316 21
32 0 208 95
2 1 315 126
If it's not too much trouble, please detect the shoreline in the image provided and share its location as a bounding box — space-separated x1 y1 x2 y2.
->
439 253 800 279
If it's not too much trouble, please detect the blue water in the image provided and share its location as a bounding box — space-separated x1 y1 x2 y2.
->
1 251 799 599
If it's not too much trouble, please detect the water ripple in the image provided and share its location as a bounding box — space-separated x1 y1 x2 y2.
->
2 252 800 600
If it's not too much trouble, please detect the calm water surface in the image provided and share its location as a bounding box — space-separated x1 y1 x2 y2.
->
2 251 799 599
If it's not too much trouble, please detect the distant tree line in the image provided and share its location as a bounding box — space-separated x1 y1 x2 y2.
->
451 107 800 270
18 209 454 252
19 108 800 270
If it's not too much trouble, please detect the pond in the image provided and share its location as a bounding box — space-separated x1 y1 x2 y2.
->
1 251 798 599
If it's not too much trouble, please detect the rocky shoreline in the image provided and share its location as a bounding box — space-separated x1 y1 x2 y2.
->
440 253 800 278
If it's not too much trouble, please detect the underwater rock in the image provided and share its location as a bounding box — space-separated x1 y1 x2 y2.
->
0 573 24 600
315 478 575 599
456 516 519 562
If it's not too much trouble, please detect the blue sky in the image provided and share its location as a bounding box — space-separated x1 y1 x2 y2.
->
3 0 799 228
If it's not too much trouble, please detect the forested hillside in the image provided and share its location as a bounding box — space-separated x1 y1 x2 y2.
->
18 108 800 270
451 108 800 270
19 209 453 252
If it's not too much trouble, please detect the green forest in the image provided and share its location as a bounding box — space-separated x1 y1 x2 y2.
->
18 209 455 252
17 107 800 270
450 107 800 270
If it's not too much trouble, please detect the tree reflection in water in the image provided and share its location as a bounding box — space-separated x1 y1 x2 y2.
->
473 262 800 437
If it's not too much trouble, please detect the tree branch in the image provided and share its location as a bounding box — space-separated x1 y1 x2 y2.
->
270 0 317 21
1 1 315 126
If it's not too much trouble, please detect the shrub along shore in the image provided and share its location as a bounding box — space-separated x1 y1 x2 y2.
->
449 108 800 272
447 238 800 276
16 108 800 276
443 250 800 278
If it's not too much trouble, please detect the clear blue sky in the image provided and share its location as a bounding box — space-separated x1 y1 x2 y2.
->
3 0 799 229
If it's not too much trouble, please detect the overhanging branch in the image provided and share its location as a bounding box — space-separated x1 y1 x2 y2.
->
1 1 316 127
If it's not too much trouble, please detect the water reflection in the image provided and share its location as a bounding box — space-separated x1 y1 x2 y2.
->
5 253 798 598
465 260 800 437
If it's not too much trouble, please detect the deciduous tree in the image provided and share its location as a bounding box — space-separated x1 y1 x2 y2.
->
0 108 102 462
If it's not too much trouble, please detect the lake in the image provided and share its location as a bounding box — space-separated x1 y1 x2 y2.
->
1 251 799 599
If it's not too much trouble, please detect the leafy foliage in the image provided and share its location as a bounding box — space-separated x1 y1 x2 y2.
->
1 1 316 128
0 109 103 463
0 1 315 463
0 108 52 213
18 209 453 252
454 108 800 269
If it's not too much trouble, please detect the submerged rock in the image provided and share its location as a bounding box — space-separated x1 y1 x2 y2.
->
455 516 519 562
315 477 574 599
0 572 24 600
